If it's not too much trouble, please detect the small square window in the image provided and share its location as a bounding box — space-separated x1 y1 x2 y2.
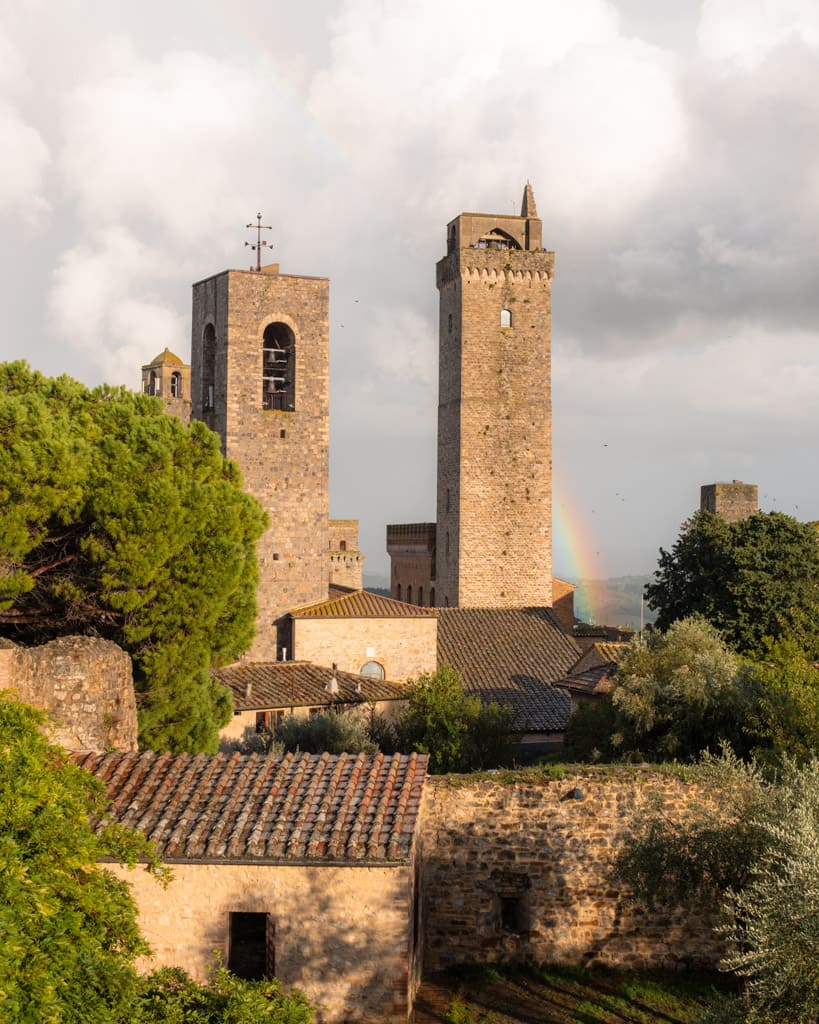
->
499 896 528 934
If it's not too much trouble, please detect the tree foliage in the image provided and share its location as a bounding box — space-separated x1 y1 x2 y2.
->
0 362 267 752
739 639 819 769
564 617 746 762
645 510 819 656
272 707 378 756
134 966 313 1024
616 751 819 1023
0 692 163 1024
396 665 512 773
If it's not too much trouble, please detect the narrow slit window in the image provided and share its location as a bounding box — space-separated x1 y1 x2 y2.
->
202 323 216 410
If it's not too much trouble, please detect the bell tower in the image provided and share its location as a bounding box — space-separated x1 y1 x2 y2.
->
190 262 329 659
435 184 555 607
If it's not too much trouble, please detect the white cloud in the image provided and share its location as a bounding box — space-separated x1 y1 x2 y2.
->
698 0 819 67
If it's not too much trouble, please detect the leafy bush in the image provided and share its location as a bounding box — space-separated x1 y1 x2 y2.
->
616 751 819 1022
396 665 512 773
273 708 378 755
135 965 314 1023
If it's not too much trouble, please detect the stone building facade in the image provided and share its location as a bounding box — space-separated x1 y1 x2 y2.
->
386 523 437 607
79 750 428 1024
328 518 364 590
289 589 437 683
0 636 138 752
141 347 191 424
421 769 721 973
388 184 555 610
190 264 330 660
700 480 758 521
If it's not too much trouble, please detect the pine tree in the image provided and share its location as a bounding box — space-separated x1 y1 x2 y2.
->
0 362 267 752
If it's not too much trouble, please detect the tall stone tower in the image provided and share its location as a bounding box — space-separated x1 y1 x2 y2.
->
435 184 555 607
700 481 758 522
190 263 329 660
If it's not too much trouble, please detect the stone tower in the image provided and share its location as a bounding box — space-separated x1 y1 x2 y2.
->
190 263 329 660
434 184 555 607
141 347 192 424
700 480 758 522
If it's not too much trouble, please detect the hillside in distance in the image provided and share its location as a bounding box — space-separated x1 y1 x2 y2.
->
572 575 656 630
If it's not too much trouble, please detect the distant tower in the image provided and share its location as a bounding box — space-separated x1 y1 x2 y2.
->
435 184 555 607
700 481 758 522
190 261 329 660
141 348 191 424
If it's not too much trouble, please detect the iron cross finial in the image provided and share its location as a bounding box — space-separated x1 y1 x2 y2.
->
245 213 273 271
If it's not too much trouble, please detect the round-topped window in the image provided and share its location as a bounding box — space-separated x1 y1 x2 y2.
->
359 661 385 680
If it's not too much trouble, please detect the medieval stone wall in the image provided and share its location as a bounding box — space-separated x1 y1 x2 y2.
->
436 247 555 609
191 268 330 659
700 481 758 522
292 616 437 683
420 769 721 973
110 860 419 1024
0 636 138 752
328 518 364 590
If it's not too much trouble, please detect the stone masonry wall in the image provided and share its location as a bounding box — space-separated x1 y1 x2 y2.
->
421 769 721 972
700 481 758 522
1 637 138 752
436 246 554 608
293 616 437 683
191 268 330 659
110 861 418 1024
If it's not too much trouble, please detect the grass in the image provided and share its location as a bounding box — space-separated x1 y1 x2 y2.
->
414 962 734 1024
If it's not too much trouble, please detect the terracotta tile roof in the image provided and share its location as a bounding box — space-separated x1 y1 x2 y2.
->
216 661 410 711
436 607 581 733
73 750 428 864
292 587 436 619
570 641 629 674
554 664 614 698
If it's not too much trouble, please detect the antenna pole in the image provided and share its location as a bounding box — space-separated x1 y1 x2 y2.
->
245 212 273 271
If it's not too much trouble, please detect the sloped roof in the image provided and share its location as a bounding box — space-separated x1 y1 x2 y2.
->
73 750 428 864
145 347 185 367
217 661 409 711
555 663 614 698
292 587 436 619
570 641 629 675
436 607 581 733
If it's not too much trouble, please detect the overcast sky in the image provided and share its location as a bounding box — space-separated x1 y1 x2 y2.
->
2 0 818 583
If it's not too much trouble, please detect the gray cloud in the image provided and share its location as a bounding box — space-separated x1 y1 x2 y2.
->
1 0 818 582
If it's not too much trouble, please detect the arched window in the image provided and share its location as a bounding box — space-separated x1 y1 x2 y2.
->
430 587 436 607
418 586 424 606
170 371 182 398
501 308 512 328
339 540 347 551
262 322 296 411
202 323 216 410
360 661 385 680
407 585 413 604
148 370 160 396
396 583 402 601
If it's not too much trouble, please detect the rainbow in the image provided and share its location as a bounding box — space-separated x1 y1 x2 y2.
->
552 485 605 623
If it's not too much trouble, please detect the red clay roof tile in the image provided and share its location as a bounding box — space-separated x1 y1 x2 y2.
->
73 750 428 864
